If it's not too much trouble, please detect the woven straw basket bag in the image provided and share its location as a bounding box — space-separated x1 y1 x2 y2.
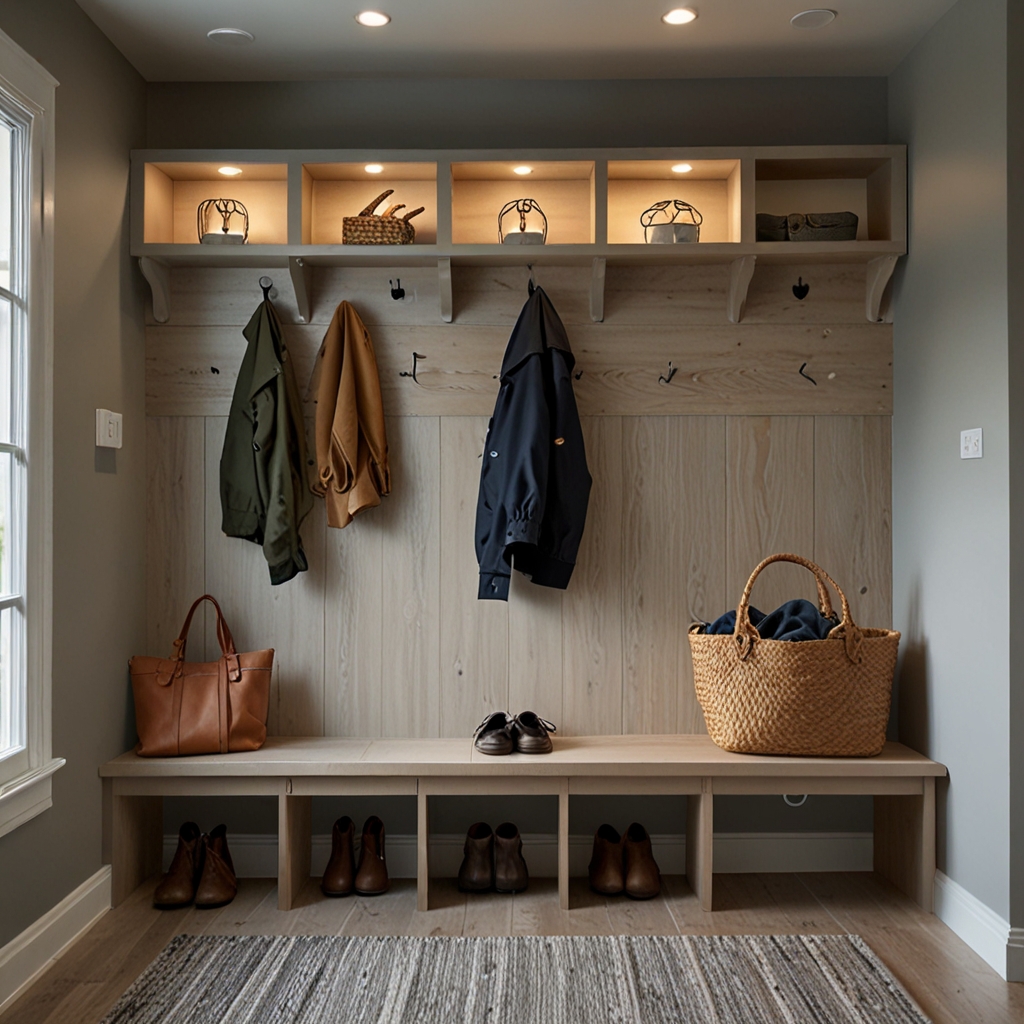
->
342 189 425 245
688 553 900 757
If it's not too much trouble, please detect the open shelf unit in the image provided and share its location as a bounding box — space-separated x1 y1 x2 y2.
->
131 145 906 324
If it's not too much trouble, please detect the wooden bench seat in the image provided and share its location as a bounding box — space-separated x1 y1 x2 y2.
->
99 735 946 914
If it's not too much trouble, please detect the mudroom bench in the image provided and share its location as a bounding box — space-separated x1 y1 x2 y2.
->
99 735 945 914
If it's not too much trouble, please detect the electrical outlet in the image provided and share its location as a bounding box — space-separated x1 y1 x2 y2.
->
96 409 123 449
960 427 983 460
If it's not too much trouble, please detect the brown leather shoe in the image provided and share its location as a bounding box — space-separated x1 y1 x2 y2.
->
322 816 356 896
354 816 389 895
588 824 625 895
494 822 529 893
195 824 237 908
512 712 555 754
623 822 660 900
154 821 204 908
457 822 494 892
474 712 514 755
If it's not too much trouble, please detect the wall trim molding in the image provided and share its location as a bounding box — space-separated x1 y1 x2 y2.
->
933 869 1014 981
164 830 873 881
0 866 111 1015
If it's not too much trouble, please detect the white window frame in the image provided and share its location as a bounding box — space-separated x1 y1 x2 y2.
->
0 29 60 837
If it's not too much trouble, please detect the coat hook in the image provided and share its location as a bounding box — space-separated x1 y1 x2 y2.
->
659 361 677 385
573 370 583 381
258 275 273 302
390 278 405 300
527 264 535 296
400 352 426 384
799 362 817 385
793 276 810 300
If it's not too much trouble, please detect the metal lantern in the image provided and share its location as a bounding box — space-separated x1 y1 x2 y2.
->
197 198 249 245
499 198 548 245
641 199 703 244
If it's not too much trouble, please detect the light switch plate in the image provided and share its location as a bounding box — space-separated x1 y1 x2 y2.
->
960 427 983 459
96 409 123 449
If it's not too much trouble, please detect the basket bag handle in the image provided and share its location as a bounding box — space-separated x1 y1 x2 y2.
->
733 553 864 664
170 594 242 682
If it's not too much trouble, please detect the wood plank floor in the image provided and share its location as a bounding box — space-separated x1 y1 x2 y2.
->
3 873 1022 1024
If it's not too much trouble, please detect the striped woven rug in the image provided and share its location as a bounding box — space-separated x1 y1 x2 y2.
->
101 933 930 1023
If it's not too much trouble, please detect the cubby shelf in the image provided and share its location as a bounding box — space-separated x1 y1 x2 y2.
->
132 146 906 325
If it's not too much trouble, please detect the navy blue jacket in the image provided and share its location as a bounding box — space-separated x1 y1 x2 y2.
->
476 287 592 601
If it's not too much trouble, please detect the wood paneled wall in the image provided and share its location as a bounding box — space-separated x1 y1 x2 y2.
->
146 263 892 740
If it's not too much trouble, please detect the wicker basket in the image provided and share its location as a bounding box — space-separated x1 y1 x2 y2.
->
688 553 899 757
342 190 425 245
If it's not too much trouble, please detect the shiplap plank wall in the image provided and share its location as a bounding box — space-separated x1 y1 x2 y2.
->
145 263 892 739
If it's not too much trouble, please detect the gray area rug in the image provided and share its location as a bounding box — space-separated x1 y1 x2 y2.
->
101 933 931 1023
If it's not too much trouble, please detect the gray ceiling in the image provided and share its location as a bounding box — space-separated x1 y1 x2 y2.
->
75 0 959 81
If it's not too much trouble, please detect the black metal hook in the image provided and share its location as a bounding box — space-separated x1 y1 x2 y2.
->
390 278 405 300
799 362 817 385
258 275 273 302
400 352 426 384
659 361 678 385
793 276 810 300
573 370 583 381
527 264 535 296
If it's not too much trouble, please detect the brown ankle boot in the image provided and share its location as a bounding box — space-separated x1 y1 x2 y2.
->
322 816 356 896
458 823 494 892
354 816 389 895
195 824 237 908
623 822 660 900
154 822 204 908
588 824 625 895
494 822 528 893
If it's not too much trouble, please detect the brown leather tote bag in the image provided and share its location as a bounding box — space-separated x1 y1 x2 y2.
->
129 595 273 757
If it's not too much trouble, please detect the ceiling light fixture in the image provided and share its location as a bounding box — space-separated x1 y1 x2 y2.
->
662 8 698 25
791 9 837 28
206 28 255 45
355 11 391 27
671 163 693 173
218 166 243 176
365 164 384 174
513 166 533 175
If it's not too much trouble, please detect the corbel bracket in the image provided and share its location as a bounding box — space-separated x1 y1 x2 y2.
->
866 254 899 323
288 256 313 324
138 256 170 324
590 257 607 323
438 257 453 323
727 255 757 324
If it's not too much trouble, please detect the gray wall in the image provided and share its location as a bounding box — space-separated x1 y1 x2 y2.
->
145 77 888 150
889 0 1010 919
0 0 146 947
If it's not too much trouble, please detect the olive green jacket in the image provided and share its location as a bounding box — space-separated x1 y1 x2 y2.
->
220 299 313 585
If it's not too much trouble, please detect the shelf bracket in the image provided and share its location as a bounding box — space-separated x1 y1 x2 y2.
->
138 256 170 324
866 254 899 323
288 256 313 324
590 257 606 323
727 255 757 324
438 257 453 324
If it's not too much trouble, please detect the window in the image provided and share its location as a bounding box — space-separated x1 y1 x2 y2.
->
0 29 59 837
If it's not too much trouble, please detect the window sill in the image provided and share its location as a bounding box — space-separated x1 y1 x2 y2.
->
0 758 65 838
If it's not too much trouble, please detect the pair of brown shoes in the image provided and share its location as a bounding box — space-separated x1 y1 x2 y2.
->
457 822 529 893
322 815 389 897
474 711 556 755
588 823 661 900
154 822 237 909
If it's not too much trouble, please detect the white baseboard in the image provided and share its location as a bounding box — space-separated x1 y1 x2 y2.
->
933 870 1014 981
0 866 111 1015
163 830 873 881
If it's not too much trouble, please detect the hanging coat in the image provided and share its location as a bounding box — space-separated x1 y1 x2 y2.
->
220 298 313 586
475 285 591 601
307 301 390 528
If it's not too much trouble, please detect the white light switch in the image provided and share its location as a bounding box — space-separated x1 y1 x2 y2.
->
960 427 983 460
96 409 123 449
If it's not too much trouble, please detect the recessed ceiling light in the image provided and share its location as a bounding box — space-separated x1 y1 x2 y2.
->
791 9 837 28
206 28 255 45
355 11 391 27
365 164 384 174
671 163 693 173
662 8 698 25
513 166 533 175
218 166 243 176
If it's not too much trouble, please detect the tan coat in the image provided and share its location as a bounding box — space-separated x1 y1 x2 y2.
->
308 301 390 528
